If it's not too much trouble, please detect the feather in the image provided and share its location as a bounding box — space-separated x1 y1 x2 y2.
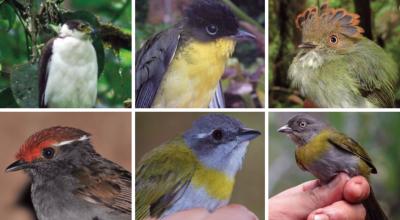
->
296 3 364 39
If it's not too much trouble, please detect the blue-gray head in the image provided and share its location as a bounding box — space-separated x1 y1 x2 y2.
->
183 114 260 176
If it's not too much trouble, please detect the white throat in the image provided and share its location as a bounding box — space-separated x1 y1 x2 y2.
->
44 32 98 108
298 50 324 69
59 24 88 40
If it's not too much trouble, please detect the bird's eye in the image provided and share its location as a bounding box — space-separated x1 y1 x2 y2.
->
329 35 338 44
206 24 218 36
212 129 223 141
42 147 55 159
299 121 307 128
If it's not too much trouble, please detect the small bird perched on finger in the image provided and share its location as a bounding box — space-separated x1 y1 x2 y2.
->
39 20 98 108
288 4 399 108
136 114 261 219
278 114 387 220
6 126 131 220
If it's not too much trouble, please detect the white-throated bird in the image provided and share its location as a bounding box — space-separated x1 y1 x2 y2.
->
39 20 98 108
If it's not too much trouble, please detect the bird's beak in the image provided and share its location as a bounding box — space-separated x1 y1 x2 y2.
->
238 127 261 142
298 42 317 49
82 26 95 35
233 30 256 41
6 160 29 172
277 125 293 134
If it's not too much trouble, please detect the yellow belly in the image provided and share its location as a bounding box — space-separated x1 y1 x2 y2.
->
192 164 234 200
152 37 236 108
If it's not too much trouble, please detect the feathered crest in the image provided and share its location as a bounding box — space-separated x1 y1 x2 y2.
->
17 126 91 162
296 3 364 39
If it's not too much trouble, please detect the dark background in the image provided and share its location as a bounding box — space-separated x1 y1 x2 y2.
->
269 0 400 108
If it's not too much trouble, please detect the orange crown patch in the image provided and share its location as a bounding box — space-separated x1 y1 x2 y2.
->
296 3 364 39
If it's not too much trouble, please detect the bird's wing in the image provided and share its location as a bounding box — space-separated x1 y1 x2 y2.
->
357 79 395 108
38 38 55 108
135 138 197 220
72 160 132 214
208 81 226 108
327 131 377 173
350 39 398 107
135 26 182 108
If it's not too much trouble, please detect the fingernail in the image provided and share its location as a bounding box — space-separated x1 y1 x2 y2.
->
314 214 329 220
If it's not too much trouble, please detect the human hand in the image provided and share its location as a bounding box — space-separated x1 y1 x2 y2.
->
163 204 258 220
269 173 369 220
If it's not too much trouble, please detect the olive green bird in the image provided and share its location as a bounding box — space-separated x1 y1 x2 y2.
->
278 114 387 220
289 4 399 108
135 114 260 220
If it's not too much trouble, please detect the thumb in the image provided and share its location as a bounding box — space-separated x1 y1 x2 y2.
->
302 173 350 212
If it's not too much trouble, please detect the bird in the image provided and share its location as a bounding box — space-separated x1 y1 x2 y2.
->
288 4 398 108
39 20 98 108
135 114 261 219
6 126 131 220
135 0 255 108
278 114 387 220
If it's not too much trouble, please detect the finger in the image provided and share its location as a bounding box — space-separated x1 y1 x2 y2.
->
302 173 350 210
272 179 320 198
343 176 370 203
164 208 210 220
307 201 366 220
207 204 258 220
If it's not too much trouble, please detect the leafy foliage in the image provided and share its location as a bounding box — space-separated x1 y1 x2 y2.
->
0 0 131 108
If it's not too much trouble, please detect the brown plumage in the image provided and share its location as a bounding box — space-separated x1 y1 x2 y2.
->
296 4 364 39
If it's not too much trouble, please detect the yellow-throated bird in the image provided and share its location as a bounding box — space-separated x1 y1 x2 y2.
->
135 114 260 219
278 114 387 220
135 0 255 108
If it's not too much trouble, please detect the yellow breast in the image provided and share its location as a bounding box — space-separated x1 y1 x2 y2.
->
192 164 234 200
152 37 236 108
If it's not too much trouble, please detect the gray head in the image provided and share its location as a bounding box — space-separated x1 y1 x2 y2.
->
183 114 260 177
278 114 328 146
6 127 96 178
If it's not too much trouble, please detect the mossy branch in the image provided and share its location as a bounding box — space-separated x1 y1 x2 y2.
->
100 24 131 51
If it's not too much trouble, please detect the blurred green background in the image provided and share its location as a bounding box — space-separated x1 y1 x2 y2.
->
269 0 400 108
269 112 400 219
135 0 265 108
0 0 131 107
136 112 265 219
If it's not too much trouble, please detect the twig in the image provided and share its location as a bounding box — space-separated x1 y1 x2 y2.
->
220 0 264 33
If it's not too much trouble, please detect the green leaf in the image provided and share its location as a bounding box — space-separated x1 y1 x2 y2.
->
0 3 16 31
61 10 105 75
10 63 39 108
103 51 131 104
0 88 18 107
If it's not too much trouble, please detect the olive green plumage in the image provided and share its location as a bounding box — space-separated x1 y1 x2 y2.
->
135 137 197 220
135 114 260 220
279 114 388 220
289 4 399 108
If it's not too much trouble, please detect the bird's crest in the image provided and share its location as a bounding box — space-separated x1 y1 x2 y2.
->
296 3 364 39
16 126 91 162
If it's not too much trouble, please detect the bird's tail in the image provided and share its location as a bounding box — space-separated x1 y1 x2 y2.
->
363 187 388 220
